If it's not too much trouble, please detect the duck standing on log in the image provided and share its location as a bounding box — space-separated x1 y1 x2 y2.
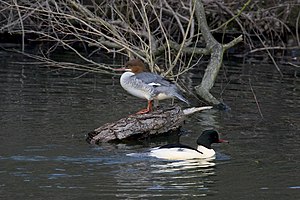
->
115 59 189 114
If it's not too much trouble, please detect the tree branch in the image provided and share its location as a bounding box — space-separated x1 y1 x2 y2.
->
193 0 243 107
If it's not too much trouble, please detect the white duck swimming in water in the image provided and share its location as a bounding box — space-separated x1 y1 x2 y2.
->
115 59 189 114
150 130 228 160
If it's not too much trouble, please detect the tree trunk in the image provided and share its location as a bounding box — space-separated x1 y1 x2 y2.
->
86 106 212 143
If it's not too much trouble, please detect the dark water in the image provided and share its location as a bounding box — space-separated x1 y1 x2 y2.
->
0 51 299 199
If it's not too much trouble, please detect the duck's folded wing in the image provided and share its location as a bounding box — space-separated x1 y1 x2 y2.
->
135 72 172 87
159 143 202 154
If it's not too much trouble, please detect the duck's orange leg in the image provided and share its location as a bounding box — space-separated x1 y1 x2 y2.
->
136 100 153 114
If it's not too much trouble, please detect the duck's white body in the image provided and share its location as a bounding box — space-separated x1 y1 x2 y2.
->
120 71 188 102
149 145 216 160
120 71 152 100
148 130 228 161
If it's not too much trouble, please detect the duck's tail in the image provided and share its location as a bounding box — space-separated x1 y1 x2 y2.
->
174 93 190 105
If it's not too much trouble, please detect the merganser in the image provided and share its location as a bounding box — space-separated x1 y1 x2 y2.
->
115 59 189 114
149 130 228 160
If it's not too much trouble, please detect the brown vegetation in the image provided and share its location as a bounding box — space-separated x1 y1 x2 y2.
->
1 0 298 67
0 0 299 105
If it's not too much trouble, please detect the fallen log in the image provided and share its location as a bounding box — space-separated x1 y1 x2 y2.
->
86 106 212 144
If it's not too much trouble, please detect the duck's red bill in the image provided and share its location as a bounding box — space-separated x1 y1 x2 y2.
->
114 68 127 71
218 139 229 143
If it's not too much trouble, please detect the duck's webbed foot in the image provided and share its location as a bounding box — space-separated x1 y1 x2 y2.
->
136 108 151 114
135 100 153 114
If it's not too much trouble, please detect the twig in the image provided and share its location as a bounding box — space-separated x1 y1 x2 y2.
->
287 62 300 68
249 46 300 53
12 0 25 52
296 10 300 46
215 0 252 32
251 29 283 77
249 78 263 119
